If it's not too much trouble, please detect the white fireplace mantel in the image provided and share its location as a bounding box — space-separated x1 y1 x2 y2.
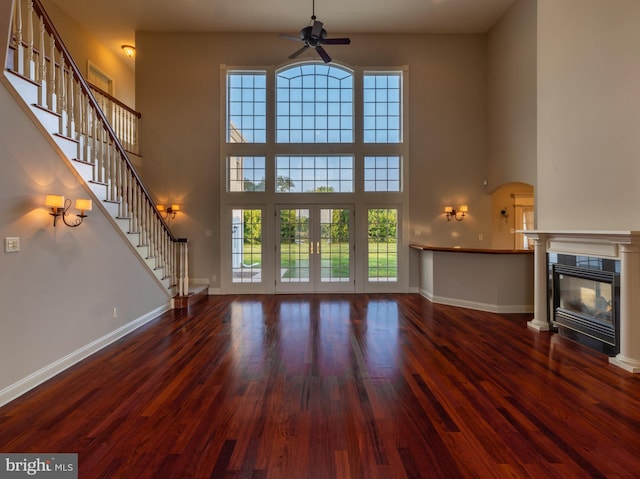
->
524 230 640 373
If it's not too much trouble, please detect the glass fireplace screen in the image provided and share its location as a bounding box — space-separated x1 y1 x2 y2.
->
557 273 613 325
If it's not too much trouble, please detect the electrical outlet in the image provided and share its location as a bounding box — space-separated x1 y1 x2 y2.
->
211 275 217 282
113 307 118 319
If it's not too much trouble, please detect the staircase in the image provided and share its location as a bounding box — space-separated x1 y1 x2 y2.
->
3 0 190 303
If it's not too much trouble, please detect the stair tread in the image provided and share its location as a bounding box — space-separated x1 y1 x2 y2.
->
5 68 39 86
32 103 62 118
53 132 78 143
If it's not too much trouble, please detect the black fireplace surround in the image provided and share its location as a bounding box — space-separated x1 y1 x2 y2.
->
548 253 620 356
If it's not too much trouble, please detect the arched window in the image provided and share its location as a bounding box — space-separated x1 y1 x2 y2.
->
276 63 353 143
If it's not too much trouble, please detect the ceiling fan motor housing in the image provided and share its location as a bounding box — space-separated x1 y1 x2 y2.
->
300 25 327 46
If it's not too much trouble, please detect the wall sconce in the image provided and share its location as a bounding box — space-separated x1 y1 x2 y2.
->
45 194 92 227
444 204 468 221
157 204 180 220
121 44 136 58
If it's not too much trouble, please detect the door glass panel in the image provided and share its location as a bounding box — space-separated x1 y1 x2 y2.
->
279 209 310 283
368 208 398 282
232 209 262 283
320 208 351 283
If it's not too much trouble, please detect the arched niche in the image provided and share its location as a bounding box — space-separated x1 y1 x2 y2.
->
490 182 534 250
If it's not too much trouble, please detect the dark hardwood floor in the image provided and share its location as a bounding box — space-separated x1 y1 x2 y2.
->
1 294 640 478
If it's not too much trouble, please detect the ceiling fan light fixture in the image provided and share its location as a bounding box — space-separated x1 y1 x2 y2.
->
280 0 350 63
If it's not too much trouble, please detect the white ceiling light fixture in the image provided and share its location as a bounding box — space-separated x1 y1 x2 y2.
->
121 44 136 58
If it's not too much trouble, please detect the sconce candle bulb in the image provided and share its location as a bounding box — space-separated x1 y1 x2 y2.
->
45 194 65 209
75 198 93 214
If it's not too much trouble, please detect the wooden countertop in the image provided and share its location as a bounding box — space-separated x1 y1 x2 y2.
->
410 244 534 255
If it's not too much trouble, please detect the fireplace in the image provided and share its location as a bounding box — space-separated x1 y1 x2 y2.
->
548 253 620 356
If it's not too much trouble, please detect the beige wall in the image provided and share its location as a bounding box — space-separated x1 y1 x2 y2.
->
42 0 136 107
0 82 169 402
136 32 490 288
537 0 640 230
486 0 537 192
418 249 534 313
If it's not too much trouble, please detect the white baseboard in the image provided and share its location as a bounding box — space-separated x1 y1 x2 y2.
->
0 303 171 407
418 289 533 314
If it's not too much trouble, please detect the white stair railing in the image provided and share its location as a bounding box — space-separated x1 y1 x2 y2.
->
88 82 141 155
5 0 189 297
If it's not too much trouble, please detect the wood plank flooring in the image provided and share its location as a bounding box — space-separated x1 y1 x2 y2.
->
1 294 640 478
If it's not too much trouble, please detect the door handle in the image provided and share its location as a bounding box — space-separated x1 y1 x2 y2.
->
308 241 320 254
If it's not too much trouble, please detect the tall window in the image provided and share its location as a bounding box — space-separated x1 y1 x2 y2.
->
222 63 407 292
232 209 262 283
363 73 401 143
368 209 398 282
227 72 266 143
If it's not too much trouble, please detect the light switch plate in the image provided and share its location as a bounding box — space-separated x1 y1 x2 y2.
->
5 237 20 253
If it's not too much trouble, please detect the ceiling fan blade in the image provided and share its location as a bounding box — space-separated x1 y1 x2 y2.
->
311 20 323 39
321 37 351 45
280 33 302 42
315 45 331 63
289 45 309 59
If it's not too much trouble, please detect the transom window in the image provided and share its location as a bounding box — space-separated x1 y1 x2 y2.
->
228 156 266 192
275 156 353 193
364 156 401 192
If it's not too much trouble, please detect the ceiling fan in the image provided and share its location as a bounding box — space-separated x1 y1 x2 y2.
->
280 0 351 63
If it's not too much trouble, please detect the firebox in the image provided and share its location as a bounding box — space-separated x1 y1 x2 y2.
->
548 253 620 356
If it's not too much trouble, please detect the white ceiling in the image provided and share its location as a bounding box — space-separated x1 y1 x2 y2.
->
49 0 516 59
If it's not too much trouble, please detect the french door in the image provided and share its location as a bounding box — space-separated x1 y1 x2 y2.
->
275 205 354 293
